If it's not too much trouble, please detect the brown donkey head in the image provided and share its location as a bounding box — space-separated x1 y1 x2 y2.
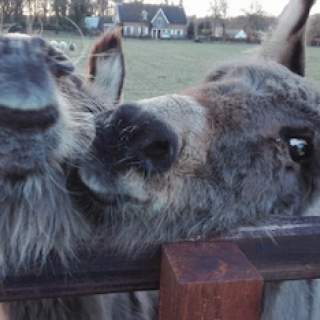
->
80 0 320 249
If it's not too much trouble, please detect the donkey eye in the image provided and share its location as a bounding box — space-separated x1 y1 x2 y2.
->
288 138 313 162
279 127 314 164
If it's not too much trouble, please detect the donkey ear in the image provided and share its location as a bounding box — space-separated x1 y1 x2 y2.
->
260 0 315 76
87 29 125 103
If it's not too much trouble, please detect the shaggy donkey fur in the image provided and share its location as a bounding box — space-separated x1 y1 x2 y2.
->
78 0 320 319
0 34 95 275
0 32 157 320
0 33 100 320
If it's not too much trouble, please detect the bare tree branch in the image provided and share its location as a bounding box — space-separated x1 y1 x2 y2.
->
209 0 229 40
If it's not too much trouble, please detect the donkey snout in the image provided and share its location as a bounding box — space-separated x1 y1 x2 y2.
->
0 104 59 131
100 103 179 173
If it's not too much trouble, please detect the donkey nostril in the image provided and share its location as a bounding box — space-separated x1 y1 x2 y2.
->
142 140 171 159
139 137 178 173
0 104 59 130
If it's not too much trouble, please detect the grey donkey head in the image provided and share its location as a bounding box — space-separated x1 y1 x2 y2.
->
0 32 131 320
0 33 125 276
0 33 93 275
79 0 320 250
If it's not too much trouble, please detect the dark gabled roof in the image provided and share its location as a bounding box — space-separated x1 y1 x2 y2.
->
117 2 187 25
103 16 113 24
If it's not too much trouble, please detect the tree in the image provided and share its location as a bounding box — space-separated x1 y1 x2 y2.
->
187 17 195 39
242 0 267 41
1 0 17 23
40 0 50 21
210 0 220 37
94 0 110 17
53 0 61 34
23 0 46 33
14 0 22 23
219 0 228 40
69 0 93 29
209 0 229 40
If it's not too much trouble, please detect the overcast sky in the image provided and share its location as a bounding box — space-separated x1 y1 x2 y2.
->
148 0 320 18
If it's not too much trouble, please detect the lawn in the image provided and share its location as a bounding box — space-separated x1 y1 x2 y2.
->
43 33 320 102
121 40 254 102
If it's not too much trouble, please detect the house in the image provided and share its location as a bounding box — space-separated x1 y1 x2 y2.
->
85 17 103 31
85 17 115 34
226 29 243 39
103 16 115 33
213 26 223 38
114 2 188 39
235 30 247 39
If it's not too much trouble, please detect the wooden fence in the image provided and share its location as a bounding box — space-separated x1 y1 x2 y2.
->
1 217 320 320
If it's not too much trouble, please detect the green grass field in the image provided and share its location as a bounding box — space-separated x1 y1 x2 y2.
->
43 33 320 102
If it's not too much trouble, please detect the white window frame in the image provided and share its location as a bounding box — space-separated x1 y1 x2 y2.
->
143 27 149 35
124 26 134 35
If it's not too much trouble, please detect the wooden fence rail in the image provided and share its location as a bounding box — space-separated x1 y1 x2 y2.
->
0 216 319 306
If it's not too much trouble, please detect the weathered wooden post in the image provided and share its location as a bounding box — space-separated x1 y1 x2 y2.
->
159 242 263 320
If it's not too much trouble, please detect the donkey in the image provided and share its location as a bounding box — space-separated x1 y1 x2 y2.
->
0 32 137 320
0 31 159 320
78 0 320 319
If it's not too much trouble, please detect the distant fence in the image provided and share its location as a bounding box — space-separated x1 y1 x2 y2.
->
1 217 320 320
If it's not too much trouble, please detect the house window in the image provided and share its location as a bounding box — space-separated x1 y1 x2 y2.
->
138 27 149 36
171 29 175 35
125 26 133 35
141 10 148 21
142 27 149 35
157 17 163 28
